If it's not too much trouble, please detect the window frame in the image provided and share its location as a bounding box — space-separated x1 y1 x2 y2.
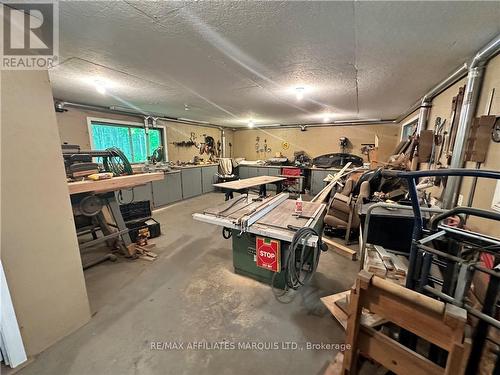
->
400 116 418 141
86 117 168 163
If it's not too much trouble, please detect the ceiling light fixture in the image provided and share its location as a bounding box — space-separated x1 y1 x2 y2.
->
95 81 106 95
184 104 190 111
248 119 255 128
295 87 305 101
323 115 331 123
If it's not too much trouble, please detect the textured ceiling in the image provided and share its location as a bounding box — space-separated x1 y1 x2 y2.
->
49 1 500 127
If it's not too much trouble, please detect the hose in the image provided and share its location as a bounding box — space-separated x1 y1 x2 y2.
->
150 146 164 164
103 147 133 176
222 227 232 239
272 227 325 300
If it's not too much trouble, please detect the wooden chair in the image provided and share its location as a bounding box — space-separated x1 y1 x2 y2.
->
342 271 471 375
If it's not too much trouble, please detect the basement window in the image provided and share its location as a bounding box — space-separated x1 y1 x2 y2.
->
88 119 164 163
401 119 417 140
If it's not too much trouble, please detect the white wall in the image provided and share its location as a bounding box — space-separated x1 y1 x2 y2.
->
1 71 91 356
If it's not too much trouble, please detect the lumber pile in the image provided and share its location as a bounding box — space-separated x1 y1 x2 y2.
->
364 244 407 284
128 243 158 261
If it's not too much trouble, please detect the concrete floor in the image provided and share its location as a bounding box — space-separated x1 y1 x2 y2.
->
17 192 359 375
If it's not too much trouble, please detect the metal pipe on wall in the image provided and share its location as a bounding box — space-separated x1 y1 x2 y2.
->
442 34 500 208
415 64 468 134
56 100 225 131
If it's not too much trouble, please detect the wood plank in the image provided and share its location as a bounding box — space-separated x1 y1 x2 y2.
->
323 237 357 260
213 175 286 190
373 245 395 270
390 254 408 276
358 326 444 375
364 249 387 277
321 291 350 329
362 285 455 351
311 162 352 203
322 290 386 330
68 173 163 194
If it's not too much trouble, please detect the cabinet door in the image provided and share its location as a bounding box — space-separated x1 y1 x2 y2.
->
181 168 202 199
152 173 182 207
134 183 153 202
238 166 249 179
117 183 153 204
266 167 280 191
165 173 183 203
256 167 268 176
247 167 259 178
311 170 330 195
202 166 218 193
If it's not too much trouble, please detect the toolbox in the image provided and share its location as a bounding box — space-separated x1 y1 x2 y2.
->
119 200 161 242
126 218 161 243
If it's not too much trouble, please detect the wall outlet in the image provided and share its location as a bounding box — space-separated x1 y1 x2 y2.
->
457 194 464 206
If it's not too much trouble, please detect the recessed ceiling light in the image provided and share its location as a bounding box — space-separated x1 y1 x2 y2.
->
95 81 106 95
184 104 190 111
322 111 334 123
295 87 305 101
248 119 255 128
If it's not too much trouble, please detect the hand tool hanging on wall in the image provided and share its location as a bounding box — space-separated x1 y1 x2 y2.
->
442 86 465 166
431 117 446 167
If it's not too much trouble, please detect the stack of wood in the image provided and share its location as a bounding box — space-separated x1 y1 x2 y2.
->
364 245 407 284
127 243 158 261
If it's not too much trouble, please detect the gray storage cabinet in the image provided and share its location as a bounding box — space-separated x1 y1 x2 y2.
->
117 182 153 204
201 165 218 193
310 169 332 195
181 167 202 199
238 166 249 179
247 166 259 178
266 167 281 191
152 172 182 207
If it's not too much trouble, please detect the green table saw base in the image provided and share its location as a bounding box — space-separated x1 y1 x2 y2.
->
231 229 322 290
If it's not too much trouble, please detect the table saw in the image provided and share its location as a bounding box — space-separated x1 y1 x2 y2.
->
193 193 327 289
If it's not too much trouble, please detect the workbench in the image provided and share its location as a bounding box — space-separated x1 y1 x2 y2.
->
68 173 163 268
213 175 286 200
68 173 164 194
193 193 326 288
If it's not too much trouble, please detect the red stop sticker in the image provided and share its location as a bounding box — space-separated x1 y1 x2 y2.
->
256 237 281 272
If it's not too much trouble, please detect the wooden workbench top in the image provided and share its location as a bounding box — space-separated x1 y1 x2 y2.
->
213 175 286 190
68 173 164 195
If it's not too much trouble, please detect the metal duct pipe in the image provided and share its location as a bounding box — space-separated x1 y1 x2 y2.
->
56 100 226 130
415 64 468 134
443 34 500 208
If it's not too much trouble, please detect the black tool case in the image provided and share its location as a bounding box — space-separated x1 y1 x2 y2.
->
119 201 161 242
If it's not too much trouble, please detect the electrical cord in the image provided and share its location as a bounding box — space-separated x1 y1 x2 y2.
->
103 147 133 176
272 227 325 301
150 146 164 164
222 227 232 239
117 188 135 205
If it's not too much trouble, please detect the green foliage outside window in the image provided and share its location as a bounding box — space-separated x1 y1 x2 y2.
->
91 122 163 163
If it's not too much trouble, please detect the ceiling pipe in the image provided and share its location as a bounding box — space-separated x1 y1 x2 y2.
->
236 119 394 131
55 100 225 130
54 38 492 137
442 34 500 209
415 63 468 134
239 72 467 132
